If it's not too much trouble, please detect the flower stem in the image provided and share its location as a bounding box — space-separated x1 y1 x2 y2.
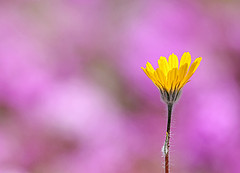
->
164 103 173 173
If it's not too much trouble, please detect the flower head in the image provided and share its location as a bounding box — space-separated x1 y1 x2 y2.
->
141 52 202 104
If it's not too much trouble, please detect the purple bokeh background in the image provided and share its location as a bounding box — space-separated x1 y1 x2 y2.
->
0 1 240 173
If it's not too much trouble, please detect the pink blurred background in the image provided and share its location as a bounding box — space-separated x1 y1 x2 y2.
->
0 0 240 173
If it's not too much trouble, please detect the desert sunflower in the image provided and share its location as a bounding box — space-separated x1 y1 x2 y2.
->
141 52 202 173
141 52 202 104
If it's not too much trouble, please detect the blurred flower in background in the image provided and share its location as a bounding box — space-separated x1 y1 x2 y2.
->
0 0 239 173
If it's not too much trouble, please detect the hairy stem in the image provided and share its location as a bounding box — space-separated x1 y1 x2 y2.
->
164 103 173 173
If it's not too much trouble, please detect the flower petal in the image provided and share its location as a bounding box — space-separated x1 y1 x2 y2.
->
168 53 179 70
158 56 169 76
156 68 166 86
180 57 202 88
178 63 188 82
168 68 178 90
180 52 191 71
146 62 155 73
186 57 202 78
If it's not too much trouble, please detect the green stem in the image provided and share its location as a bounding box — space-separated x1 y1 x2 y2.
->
164 103 173 173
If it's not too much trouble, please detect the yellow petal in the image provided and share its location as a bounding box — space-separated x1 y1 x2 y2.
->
178 63 188 82
158 56 169 76
142 66 159 87
156 68 166 86
171 68 178 88
141 67 151 79
154 71 163 89
180 57 202 88
168 53 179 70
186 57 202 78
146 62 155 73
167 68 178 91
179 52 191 71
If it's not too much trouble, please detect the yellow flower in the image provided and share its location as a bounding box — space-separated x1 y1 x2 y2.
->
141 52 202 104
